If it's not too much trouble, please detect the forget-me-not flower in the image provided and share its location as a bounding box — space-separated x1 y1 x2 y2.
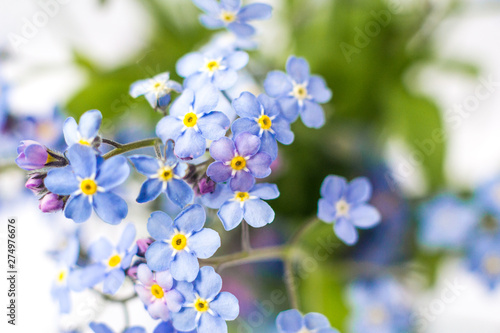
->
44 145 130 224
89 322 145 333
202 182 279 231
63 109 102 147
318 175 381 245
276 309 339 333
134 263 184 321
206 132 272 192
145 205 221 282
130 72 182 109
129 141 193 208
79 224 138 294
264 56 332 128
51 236 80 314
192 0 272 38
177 49 248 90
172 266 239 333
156 86 230 160
231 92 294 160
467 234 500 289
154 321 195 333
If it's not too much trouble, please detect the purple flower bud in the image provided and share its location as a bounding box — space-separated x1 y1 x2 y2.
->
198 177 216 195
25 174 45 194
136 238 153 257
15 140 49 170
39 193 64 213
126 265 139 279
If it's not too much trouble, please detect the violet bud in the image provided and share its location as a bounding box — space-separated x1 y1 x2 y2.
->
198 177 216 195
136 238 154 257
15 140 49 170
39 193 64 213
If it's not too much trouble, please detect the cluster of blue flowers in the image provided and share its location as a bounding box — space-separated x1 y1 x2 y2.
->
12 1 391 332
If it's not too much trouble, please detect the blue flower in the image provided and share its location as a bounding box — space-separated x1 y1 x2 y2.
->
317 175 381 245
129 141 194 208
44 145 130 224
79 224 138 294
0 79 7 130
347 278 412 333
156 86 230 160
264 56 332 128
51 236 80 314
130 72 182 109
134 264 184 321
476 175 500 219
192 0 272 38
232 92 294 160
89 322 145 333
177 49 248 90
276 309 339 333
155 321 195 333
172 266 239 333
206 132 273 191
418 194 479 251
145 205 221 282
63 109 103 147
467 234 500 289
202 183 279 231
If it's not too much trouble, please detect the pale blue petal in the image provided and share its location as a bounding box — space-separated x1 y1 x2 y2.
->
103 268 125 294
63 117 79 146
334 219 358 245
277 96 300 123
231 118 259 137
346 177 372 204
258 131 278 160
170 89 195 117
258 93 280 117
200 14 225 29
188 229 220 259
264 71 292 97
64 194 92 223
226 51 249 70
243 199 274 228
129 155 160 176
170 250 199 282
234 132 261 157
350 205 381 228
93 192 128 225
177 52 205 78
246 152 272 178
304 312 331 330
148 211 175 240
192 0 221 15
156 116 184 142
172 308 197 332
117 224 136 253
228 22 255 38
146 241 174 272
301 100 325 128
174 129 207 160
198 313 227 333
67 145 96 179
308 75 332 103
96 156 130 190
238 3 272 21
286 56 310 83
78 109 102 140
249 183 279 200
167 178 194 208
218 201 243 231
272 116 294 145
230 170 255 192
88 238 113 261
317 198 336 223
197 111 230 140
212 70 237 90
45 166 79 195
221 0 240 11
194 85 219 115
194 266 222 299
210 292 239 320
184 72 208 91
129 78 150 98
232 92 260 118
90 322 113 333
175 204 206 233
137 178 163 203
320 175 346 201
276 309 303 332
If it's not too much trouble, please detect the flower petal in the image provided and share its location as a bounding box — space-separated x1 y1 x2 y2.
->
346 177 372 204
192 0 221 15
317 198 336 223
286 56 310 83
146 241 174 272
209 137 235 162
170 89 195 117
276 309 303 332
258 131 278 161
172 308 197 332
167 178 194 208
213 69 237 90
137 263 154 286
63 117 79 146
200 14 225 29
193 85 219 115
170 250 199 282
249 183 279 200
272 116 294 145
207 162 232 183
103 268 125 294
334 219 358 245
78 109 102 140
148 211 175 240
194 266 222 299
350 205 381 228
304 312 332 330
277 96 300 123
243 199 275 228
308 75 332 104
88 238 113 261
231 118 259 138
198 313 227 333
234 132 261 157
188 229 221 259
175 204 206 233
174 129 207 160
246 152 272 178
320 175 346 202
156 116 184 142
129 155 160 176
230 170 255 192
301 100 325 129
117 224 136 253
197 111 230 140
155 270 174 291
232 91 261 118
64 194 92 223
137 179 163 203
67 145 96 179
210 291 239 320
44 166 79 195
228 21 255 38
264 71 292 98
238 3 272 21
218 201 243 231
96 156 130 190
176 52 205 78
165 289 184 312
226 51 249 70
93 192 128 225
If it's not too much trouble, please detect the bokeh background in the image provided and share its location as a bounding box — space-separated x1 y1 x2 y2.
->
2 0 500 332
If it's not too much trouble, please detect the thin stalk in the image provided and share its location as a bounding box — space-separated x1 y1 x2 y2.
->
102 138 161 159
221 90 233 104
284 258 299 309
241 221 251 252
101 138 123 148
201 245 287 271
122 302 130 328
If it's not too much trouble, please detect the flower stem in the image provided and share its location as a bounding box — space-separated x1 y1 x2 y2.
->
102 138 161 159
289 217 320 246
101 138 123 148
241 221 251 252
284 258 299 309
201 245 288 271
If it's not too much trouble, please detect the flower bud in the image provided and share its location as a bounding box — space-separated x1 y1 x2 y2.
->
25 173 46 194
198 177 216 195
15 140 49 170
39 193 64 213
136 238 154 257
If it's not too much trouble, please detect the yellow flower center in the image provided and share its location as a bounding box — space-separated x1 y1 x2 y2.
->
108 255 122 268
234 192 250 202
220 11 236 23
57 270 66 283
230 156 246 171
292 84 308 100
80 179 98 195
257 115 272 130
79 139 91 146
171 234 187 251
183 112 198 127
194 298 210 312
336 199 350 217
151 284 165 299
483 255 500 275
158 166 174 182
206 60 221 72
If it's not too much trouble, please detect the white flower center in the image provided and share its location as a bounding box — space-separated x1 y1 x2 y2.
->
336 199 350 217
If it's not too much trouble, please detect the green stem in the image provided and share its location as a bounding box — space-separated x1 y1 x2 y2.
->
201 245 288 271
284 258 299 309
101 138 123 148
241 221 251 252
102 138 161 159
